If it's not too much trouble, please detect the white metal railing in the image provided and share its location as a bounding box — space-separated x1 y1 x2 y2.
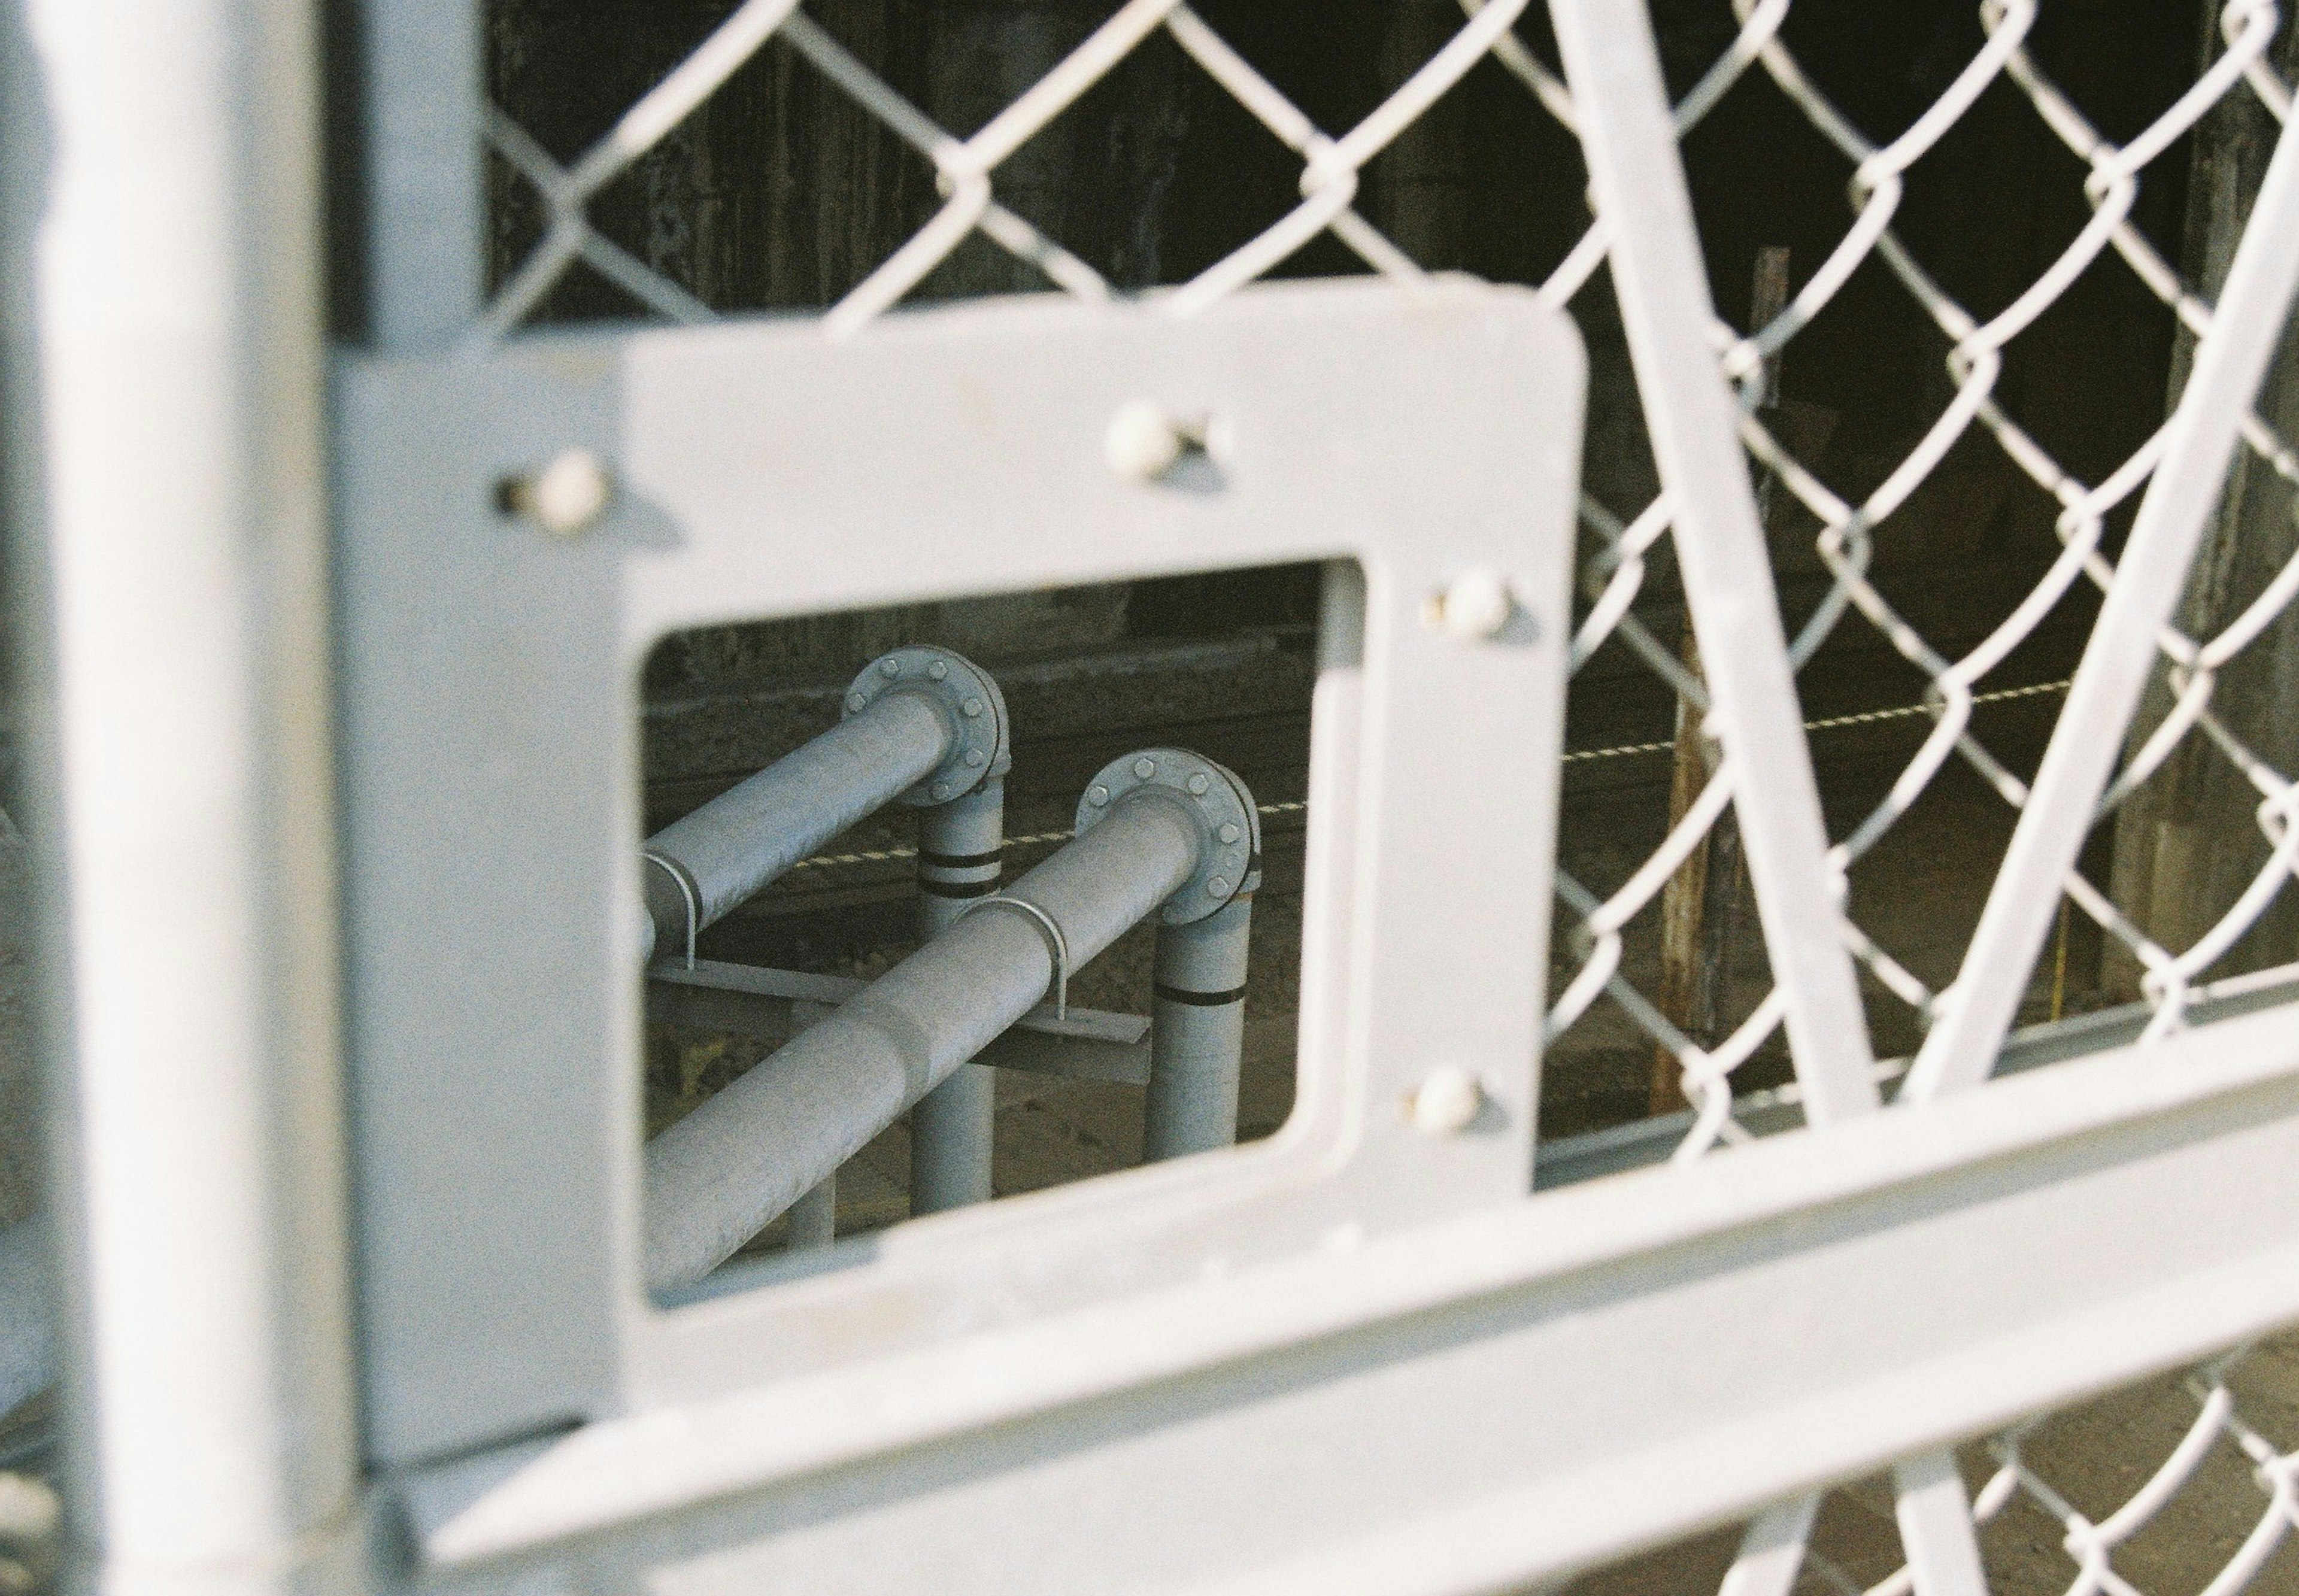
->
11 0 2299 1592
463 3 2299 1591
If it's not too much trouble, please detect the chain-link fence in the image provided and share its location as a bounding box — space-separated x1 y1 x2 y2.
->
463 1 2299 1589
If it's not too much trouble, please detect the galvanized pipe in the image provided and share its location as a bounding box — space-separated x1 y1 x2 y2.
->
639 644 1009 963
782 1178 836 1249
645 785 1204 1294
909 780 1006 1213
1145 897 1254 1160
0 1217 51 1426
641 692 948 962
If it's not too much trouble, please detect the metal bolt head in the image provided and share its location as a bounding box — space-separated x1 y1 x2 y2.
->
521 448 614 536
1432 568 1512 641
1411 1066 1484 1136
964 748 987 767
962 697 984 718
1218 822 1242 845
879 659 902 678
930 780 953 801
927 660 948 681
1187 772 1211 796
1207 876 1232 898
1105 399 1185 483
1087 785 1110 807
845 691 868 713
1133 757 1157 780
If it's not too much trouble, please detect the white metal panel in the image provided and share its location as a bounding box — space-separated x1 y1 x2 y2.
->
335 278 1585 1461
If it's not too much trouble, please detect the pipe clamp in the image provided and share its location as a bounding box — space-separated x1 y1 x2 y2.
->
956 894 1071 1020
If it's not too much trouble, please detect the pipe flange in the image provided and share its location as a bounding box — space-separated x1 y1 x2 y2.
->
844 645 1012 808
1075 748 1261 925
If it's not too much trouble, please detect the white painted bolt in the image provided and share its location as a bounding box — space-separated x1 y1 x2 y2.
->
1133 757 1157 779
845 692 868 713
1411 1066 1484 1136
1207 876 1231 897
927 660 948 681
1105 399 1186 483
930 781 953 801
965 748 987 767
1187 773 1210 795
1433 568 1512 641
962 697 984 718
880 659 902 678
521 448 614 536
1218 823 1242 844
1087 785 1110 806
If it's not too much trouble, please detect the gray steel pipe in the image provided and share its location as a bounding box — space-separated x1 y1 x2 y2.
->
0 1217 51 1426
910 781 1006 1214
1146 897 1254 1160
645 784 1205 1294
639 645 1009 962
641 694 943 962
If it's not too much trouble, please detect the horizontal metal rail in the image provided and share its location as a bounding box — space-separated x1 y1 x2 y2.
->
415 1001 2299 1578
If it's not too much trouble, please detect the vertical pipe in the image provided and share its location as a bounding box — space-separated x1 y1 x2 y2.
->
5 0 360 1587
910 779 1003 1213
0 1218 50 1425
1145 896 1253 1161
359 0 481 347
782 1178 836 1248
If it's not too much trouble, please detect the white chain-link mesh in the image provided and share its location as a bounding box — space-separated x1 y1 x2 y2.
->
1735 1339 2299 1596
482 4 2299 1589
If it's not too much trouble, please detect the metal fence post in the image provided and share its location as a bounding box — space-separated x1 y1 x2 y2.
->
4 0 360 1588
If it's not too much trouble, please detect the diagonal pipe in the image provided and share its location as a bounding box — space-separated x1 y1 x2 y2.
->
639 645 1008 962
645 748 1258 1294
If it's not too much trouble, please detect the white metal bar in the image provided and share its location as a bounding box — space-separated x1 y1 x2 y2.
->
1905 110 2299 1102
1716 1496 1819 1596
359 0 482 348
10 0 360 1588
411 1002 2299 1575
1548 0 1881 1125
1892 1452 1992 1596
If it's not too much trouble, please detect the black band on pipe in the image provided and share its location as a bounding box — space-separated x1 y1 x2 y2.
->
918 846 1005 870
1154 983 1248 1008
920 875 1004 900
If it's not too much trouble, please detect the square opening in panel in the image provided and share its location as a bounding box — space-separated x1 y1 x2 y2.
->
636 564 1332 1303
